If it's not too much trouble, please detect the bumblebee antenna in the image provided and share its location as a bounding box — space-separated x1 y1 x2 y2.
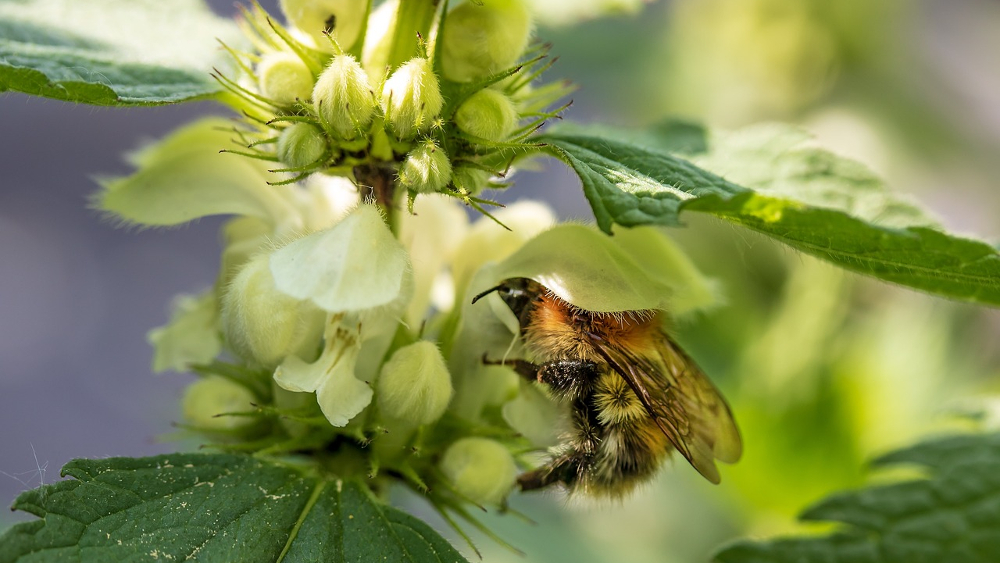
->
471 284 504 304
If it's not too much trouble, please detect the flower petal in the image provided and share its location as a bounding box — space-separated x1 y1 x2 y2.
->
147 291 221 373
315 363 373 428
98 118 300 227
399 195 469 324
451 201 556 299
502 381 563 448
490 224 715 314
612 225 719 316
269 205 411 313
448 267 524 421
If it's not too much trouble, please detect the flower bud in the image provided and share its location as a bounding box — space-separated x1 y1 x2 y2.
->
452 166 492 195
398 140 452 194
182 376 256 432
313 54 376 139
455 89 518 142
441 0 533 82
279 0 366 50
257 52 314 106
221 253 325 368
277 122 328 168
439 438 517 505
381 58 443 139
377 341 453 425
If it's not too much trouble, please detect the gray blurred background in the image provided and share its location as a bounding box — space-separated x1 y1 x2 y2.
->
3 1 1000 560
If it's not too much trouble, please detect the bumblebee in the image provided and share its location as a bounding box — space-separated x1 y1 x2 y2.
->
473 278 742 496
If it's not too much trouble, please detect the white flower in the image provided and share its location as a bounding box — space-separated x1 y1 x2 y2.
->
487 223 718 314
274 316 370 427
279 0 367 50
398 195 469 325
269 204 412 313
147 291 221 373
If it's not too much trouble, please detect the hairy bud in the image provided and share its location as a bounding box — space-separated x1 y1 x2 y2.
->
221 253 325 368
182 376 256 432
377 341 453 425
399 140 452 194
257 52 314 106
313 54 376 139
441 0 533 82
456 89 518 142
452 166 492 195
380 57 443 139
279 0 366 50
439 438 517 505
277 122 328 168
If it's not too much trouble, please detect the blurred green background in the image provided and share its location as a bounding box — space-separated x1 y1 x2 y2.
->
2 1 1000 561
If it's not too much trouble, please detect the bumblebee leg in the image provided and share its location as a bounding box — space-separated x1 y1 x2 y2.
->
518 452 591 492
481 354 539 381
537 360 600 400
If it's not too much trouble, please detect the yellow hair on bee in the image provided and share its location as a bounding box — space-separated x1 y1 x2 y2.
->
592 372 645 426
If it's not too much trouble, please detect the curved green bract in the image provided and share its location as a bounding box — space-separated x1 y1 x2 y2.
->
714 434 1000 563
0 0 241 105
536 122 1000 307
0 454 468 563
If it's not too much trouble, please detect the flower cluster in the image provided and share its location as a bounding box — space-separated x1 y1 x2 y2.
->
217 0 570 214
100 0 716 539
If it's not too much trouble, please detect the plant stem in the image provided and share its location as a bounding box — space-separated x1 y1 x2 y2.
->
354 163 399 232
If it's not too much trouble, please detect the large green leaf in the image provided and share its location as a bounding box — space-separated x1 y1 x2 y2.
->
0 0 241 105
714 434 1000 563
536 122 1000 307
0 453 468 563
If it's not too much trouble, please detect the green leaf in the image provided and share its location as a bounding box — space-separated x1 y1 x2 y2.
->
0 453 468 563
0 0 242 105
714 434 1000 563
536 122 1000 307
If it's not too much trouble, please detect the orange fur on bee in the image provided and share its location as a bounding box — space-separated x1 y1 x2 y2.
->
524 292 661 362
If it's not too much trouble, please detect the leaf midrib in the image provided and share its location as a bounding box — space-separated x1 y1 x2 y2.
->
275 480 327 563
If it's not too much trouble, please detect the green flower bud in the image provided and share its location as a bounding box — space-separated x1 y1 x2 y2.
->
182 376 256 432
257 52 314 106
439 438 517 505
399 140 452 194
377 341 453 425
441 0 533 82
221 253 325 368
381 58 443 139
277 122 328 168
455 89 518 142
452 166 492 195
279 0 366 50
313 54 376 139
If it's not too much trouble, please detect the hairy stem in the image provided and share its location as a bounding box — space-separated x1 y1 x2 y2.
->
354 163 399 232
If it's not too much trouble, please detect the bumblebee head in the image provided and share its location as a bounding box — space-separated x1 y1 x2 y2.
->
471 277 536 318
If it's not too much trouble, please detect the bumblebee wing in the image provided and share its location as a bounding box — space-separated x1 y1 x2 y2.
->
587 331 742 484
